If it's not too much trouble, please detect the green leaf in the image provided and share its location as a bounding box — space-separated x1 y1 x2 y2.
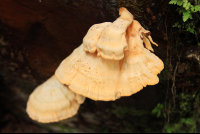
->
172 23 178 27
157 111 161 118
194 5 200 12
192 94 196 98
185 3 191 10
183 0 188 8
165 125 172 133
182 11 192 22
177 0 183 6
152 103 164 118
178 8 185 14
181 118 195 126
189 14 193 19
190 5 195 12
169 0 178 5
152 108 158 114
187 27 194 34
181 118 186 123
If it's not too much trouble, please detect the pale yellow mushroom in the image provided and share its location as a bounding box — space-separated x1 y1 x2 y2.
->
26 75 85 123
96 7 133 60
55 8 164 101
83 22 112 53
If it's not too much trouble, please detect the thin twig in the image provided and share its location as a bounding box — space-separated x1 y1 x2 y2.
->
171 61 179 112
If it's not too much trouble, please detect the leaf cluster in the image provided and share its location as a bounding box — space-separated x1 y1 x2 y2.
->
169 0 200 22
157 91 200 133
165 117 196 133
168 0 200 45
152 103 164 118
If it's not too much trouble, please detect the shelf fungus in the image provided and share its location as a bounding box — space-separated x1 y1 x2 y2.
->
26 75 85 123
55 7 164 101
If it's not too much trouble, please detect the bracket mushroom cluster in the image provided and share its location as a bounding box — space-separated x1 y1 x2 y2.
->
26 7 164 123
55 7 164 101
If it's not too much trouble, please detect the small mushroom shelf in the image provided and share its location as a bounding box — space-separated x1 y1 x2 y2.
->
26 75 85 123
26 7 164 123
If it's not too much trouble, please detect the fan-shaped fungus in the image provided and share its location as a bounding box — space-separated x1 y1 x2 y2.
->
26 75 85 123
55 7 164 101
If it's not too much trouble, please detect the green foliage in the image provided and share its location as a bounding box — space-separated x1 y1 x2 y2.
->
177 92 197 112
169 0 200 40
152 103 164 118
169 0 200 22
164 118 196 133
182 10 193 22
161 91 200 133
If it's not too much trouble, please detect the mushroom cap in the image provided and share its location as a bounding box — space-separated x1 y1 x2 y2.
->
83 22 112 53
55 44 121 101
55 8 164 101
96 7 133 60
26 75 85 123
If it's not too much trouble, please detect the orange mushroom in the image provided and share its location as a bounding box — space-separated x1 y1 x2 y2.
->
55 7 164 101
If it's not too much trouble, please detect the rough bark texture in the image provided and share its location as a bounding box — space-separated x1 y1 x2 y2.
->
0 0 169 132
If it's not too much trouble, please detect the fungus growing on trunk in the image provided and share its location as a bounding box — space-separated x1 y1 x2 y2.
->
55 7 164 101
26 75 85 123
